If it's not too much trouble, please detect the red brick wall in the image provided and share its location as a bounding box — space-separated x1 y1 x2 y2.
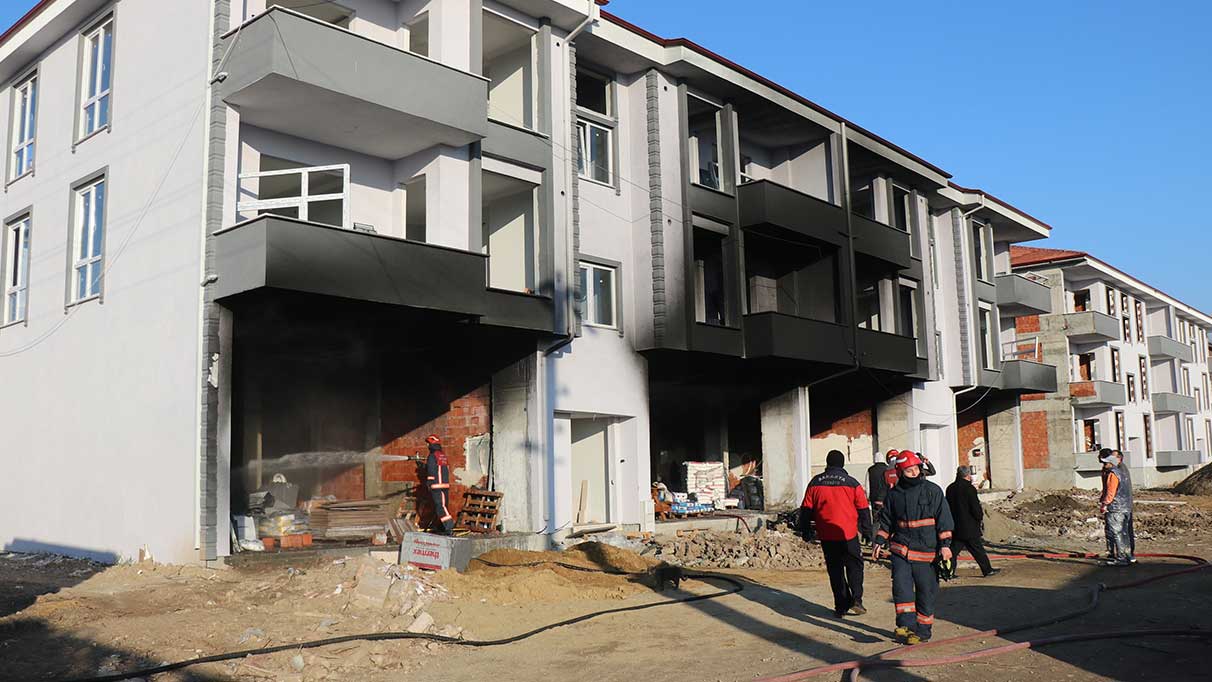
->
381 384 491 528
318 466 366 501
1021 411 1050 469
812 409 873 441
956 411 987 467
1070 381 1095 398
1016 315 1041 333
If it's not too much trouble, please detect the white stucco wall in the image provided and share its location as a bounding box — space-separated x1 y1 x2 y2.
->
0 0 212 563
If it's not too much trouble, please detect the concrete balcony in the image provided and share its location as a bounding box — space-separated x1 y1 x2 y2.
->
218 8 489 160
1147 335 1194 363
1155 450 1202 467
737 181 846 247
998 360 1058 393
1070 380 1127 406
851 214 912 270
856 328 918 374
996 273 1051 316
1151 391 1197 414
212 216 554 333
1062 311 1121 343
743 313 851 365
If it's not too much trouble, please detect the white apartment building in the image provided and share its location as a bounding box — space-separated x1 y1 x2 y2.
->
1010 246 1212 489
1 0 1060 564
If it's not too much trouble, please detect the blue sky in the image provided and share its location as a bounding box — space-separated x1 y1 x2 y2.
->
3 1 1209 310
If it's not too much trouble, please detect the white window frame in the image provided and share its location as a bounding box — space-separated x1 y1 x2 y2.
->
70 177 106 304
578 261 617 329
972 218 991 283
79 17 114 140
978 302 996 369
10 73 37 181
576 118 613 186
3 213 31 325
236 164 351 229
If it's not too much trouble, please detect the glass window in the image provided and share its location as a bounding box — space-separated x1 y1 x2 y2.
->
1127 374 1136 402
687 96 722 191
693 227 727 326
72 178 106 302
576 71 610 116
4 214 31 324
1143 415 1153 458
80 18 114 138
897 282 916 335
576 119 612 185
1105 286 1116 316
1135 300 1144 340
1139 356 1149 396
979 305 995 369
577 262 616 328
972 220 990 282
11 74 36 178
1111 348 1121 382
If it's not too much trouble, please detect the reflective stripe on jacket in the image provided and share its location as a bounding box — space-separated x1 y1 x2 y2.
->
874 477 954 562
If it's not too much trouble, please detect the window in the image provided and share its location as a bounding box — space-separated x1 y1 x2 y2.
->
927 221 940 288
79 18 114 139
1111 347 1121 382
576 71 611 117
1116 411 1127 452
576 119 612 184
1080 418 1100 452
687 95 723 191
1134 300 1144 340
1204 373 1210 410
1186 418 1196 452
71 177 106 302
1139 356 1149 396
1206 421 1212 457
3 214 31 324
10 74 36 180
1143 415 1153 458
1105 286 1116 316
693 226 727 326
857 282 880 331
972 219 990 282
1120 293 1132 342
1128 374 1137 402
898 280 925 356
577 262 617 329
1077 352 1094 381
1073 290 1090 312
237 161 350 228
1183 367 1191 397
979 304 996 369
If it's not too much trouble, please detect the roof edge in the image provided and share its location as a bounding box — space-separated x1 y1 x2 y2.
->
0 0 54 49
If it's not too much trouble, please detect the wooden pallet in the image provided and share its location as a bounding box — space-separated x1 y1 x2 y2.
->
457 490 503 533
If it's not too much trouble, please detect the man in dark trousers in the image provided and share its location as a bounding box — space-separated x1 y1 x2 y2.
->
424 434 455 535
800 450 871 617
1099 448 1135 566
872 451 954 645
945 466 1000 577
865 451 896 542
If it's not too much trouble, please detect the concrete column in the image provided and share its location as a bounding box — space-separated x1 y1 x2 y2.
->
430 0 480 73
492 354 539 533
876 392 913 454
761 387 810 509
425 145 473 250
215 307 234 557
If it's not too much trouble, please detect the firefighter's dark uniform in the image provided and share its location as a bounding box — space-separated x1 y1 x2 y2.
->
426 443 454 535
874 473 954 641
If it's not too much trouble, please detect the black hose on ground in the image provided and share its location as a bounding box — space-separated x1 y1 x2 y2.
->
52 562 742 682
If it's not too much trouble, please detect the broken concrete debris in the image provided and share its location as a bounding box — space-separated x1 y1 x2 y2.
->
647 527 825 570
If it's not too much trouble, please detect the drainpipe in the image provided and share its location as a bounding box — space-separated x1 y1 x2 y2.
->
840 122 862 372
565 1 599 42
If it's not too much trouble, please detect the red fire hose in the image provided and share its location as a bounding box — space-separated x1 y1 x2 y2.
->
756 552 1211 682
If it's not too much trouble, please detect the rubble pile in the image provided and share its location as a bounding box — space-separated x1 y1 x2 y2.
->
648 528 825 570
1174 463 1212 496
993 489 1206 540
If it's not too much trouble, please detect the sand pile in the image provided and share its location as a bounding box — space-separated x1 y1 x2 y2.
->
649 528 825 570
994 488 1206 540
1174 463 1212 496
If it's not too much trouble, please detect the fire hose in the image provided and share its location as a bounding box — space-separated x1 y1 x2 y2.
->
756 551 1212 682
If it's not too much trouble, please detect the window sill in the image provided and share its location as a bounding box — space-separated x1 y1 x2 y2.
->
582 321 618 332
66 294 101 310
0 317 27 330
74 125 111 150
578 174 615 190
576 107 616 128
6 169 34 189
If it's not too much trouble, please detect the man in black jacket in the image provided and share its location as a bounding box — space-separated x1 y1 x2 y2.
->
945 466 1000 577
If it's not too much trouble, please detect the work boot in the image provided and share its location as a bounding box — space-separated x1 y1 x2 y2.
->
982 568 1002 578
894 627 913 643
847 602 868 616
904 632 923 646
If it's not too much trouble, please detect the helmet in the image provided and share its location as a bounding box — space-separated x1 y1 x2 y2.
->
425 434 442 446
934 554 956 581
893 450 923 472
885 449 900 463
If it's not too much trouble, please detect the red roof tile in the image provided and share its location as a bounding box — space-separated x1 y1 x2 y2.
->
1010 245 1088 267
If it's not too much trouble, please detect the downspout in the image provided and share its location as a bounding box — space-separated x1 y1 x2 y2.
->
839 122 861 377
565 1 599 42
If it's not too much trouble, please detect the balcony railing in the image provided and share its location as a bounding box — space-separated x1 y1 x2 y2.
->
237 164 351 230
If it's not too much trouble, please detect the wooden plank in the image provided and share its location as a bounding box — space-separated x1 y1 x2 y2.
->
576 480 588 525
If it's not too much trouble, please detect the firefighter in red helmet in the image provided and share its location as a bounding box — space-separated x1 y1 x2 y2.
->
872 451 954 645
424 435 454 535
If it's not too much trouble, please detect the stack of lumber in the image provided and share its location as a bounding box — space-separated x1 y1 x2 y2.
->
310 499 393 539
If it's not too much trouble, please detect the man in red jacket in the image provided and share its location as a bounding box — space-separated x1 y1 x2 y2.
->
800 450 872 617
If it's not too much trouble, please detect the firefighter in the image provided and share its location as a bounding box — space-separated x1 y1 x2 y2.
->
872 451 955 645
882 450 937 495
800 450 872 617
425 434 454 535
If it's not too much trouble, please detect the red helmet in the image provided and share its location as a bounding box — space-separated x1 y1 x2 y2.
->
885 449 900 462
893 450 923 472
425 434 442 445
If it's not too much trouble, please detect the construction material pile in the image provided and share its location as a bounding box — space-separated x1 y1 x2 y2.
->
992 488 1207 540
1174 463 1212 496
648 527 825 570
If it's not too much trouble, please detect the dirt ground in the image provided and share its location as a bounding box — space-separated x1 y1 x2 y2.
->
3 491 1211 682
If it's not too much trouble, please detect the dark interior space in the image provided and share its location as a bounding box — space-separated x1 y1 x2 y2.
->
744 231 839 322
